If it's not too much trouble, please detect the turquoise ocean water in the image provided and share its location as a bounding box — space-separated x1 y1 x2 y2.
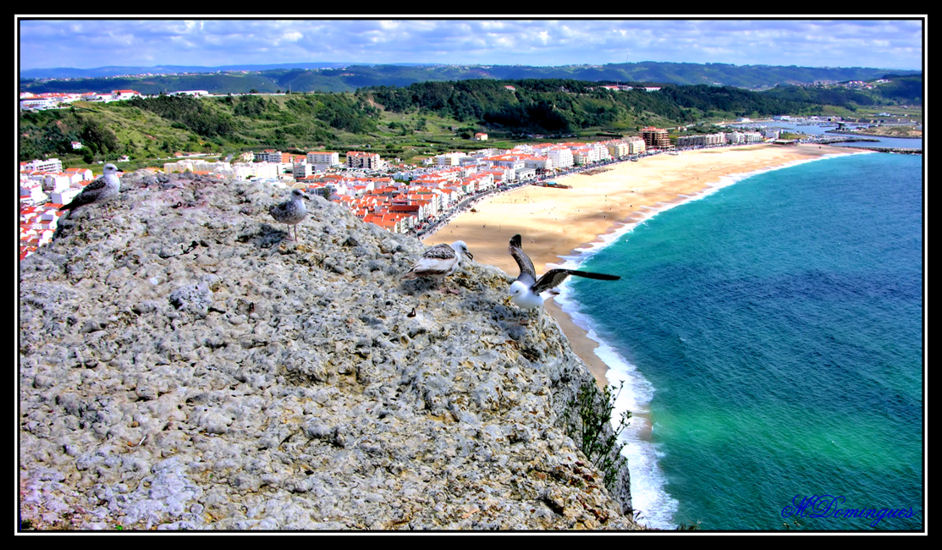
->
556 152 924 531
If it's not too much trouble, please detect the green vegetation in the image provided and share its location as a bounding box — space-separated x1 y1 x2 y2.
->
361 76 921 135
18 74 922 171
361 79 807 134
763 75 922 109
564 381 632 490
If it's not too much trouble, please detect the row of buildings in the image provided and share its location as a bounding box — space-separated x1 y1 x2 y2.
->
156 136 651 235
19 125 770 259
19 158 95 258
325 137 654 233
642 126 765 149
20 88 219 111
674 130 766 148
19 89 144 111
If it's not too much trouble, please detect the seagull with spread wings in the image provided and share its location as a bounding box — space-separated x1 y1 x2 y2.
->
508 233 620 311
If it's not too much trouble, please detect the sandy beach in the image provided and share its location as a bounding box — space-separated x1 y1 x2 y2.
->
423 143 855 388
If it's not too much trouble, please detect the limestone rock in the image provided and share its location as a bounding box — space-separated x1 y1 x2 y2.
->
18 171 640 531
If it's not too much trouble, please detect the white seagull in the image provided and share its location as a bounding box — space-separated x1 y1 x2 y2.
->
403 241 474 291
270 189 311 241
508 233 620 311
58 163 122 214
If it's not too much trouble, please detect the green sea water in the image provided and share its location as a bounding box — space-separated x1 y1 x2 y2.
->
562 152 924 531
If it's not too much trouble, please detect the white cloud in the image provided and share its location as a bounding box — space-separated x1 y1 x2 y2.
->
17 17 924 71
280 31 303 43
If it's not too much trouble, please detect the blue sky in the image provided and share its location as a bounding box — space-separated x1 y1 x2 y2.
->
17 17 925 71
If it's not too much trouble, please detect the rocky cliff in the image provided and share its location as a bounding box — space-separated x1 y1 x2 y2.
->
17 171 638 531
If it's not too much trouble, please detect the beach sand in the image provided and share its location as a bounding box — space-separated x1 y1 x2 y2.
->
423 143 854 388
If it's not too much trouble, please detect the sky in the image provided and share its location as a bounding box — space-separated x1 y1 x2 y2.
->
16 17 925 72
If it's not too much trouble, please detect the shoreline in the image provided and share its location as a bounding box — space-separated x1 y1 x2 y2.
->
422 143 859 390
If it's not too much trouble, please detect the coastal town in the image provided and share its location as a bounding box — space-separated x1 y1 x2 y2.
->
17 17 926 533
32 85 920 260
18 89 777 260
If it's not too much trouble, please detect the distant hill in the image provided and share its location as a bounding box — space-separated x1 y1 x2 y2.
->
20 74 921 167
19 61 922 95
19 62 353 80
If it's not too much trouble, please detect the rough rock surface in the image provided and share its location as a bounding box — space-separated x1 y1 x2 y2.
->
18 171 639 531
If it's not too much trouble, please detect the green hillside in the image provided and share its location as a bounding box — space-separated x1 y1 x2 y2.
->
18 75 922 170
19 92 485 169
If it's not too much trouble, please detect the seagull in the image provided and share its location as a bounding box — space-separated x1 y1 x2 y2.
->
508 233 620 311
403 241 474 291
269 189 310 241
58 163 122 214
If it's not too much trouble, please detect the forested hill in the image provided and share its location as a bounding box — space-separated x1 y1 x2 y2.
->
20 61 921 95
358 76 922 134
18 75 921 165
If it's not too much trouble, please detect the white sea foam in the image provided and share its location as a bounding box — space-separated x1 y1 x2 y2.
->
548 150 861 530
555 283 678 529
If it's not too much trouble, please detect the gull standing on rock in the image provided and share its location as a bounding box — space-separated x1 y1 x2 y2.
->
58 163 122 215
269 189 311 241
508 233 621 313
403 241 474 292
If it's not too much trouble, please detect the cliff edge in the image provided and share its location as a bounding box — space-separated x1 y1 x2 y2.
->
18 171 638 531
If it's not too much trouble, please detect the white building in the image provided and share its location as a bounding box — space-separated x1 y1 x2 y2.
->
485 154 525 172
521 155 551 172
435 152 468 166
725 131 763 145
110 90 143 101
293 162 315 179
20 97 58 110
625 137 646 155
233 162 280 181
163 159 232 174
571 143 609 165
606 141 630 158
172 90 210 97
545 147 574 170
42 173 73 193
49 188 81 205
22 158 63 174
676 132 727 148
742 131 764 143
255 150 285 163
19 181 47 204
346 151 383 170
514 167 537 181
64 167 93 182
306 151 340 169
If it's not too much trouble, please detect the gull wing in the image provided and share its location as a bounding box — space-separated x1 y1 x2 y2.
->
423 243 457 260
508 234 537 286
59 178 106 211
403 244 458 279
82 176 108 192
532 268 620 295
